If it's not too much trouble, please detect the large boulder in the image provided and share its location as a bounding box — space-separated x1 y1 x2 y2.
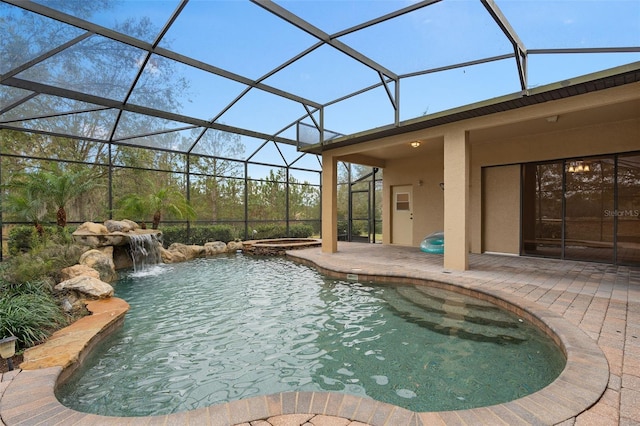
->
205 241 227 256
226 241 243 252
55 276 114 299
104 219 137 233
72 222 111 248
76 221 109 235
72 220 154 248
159 246 187 264
167 243 206 261
79 247 118 283
59 264 100 281
122 219 140 231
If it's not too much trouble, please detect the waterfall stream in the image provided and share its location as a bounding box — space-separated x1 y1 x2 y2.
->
128 233 161 271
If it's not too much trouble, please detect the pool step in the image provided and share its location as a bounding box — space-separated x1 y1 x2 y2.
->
385 286 527 344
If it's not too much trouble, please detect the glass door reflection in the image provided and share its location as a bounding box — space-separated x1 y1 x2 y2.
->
564 157 615 263
616 154 640 265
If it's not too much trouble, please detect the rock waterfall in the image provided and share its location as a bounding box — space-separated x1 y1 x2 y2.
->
128 233 162 271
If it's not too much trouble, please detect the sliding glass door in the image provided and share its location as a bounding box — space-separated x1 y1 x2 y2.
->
521 153 640 266
564 157 615 263
617 154 640 265
522 162 563 259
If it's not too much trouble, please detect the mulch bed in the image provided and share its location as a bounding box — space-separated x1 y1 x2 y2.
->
0 354 23 373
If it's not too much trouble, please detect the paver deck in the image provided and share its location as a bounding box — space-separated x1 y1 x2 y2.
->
1 243 638 425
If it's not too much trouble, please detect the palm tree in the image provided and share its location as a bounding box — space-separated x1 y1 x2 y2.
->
3 169 100 233
117 187 195 229
148 187 195 229
41 169 100 227
2 172 49 235
117 193 151 229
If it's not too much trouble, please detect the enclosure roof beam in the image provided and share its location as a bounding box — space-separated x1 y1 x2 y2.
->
481 0 527 91
331 0 442 38
2 76 298 145
3 0 322 110
251 0 399 81
529 47 640 54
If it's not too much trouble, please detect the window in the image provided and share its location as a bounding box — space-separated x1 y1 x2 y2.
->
396 193 410 211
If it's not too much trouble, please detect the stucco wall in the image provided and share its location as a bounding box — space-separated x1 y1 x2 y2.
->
380 117 638 252
382 141 444 245
471 118 639 166
482 165 521 254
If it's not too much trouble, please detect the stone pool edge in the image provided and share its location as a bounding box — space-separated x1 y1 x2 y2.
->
0 256 609 426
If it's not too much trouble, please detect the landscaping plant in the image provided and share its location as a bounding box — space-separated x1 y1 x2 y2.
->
0 279 67 350
0 234 85 352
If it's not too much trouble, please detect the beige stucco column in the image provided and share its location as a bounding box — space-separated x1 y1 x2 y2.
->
321 153 338 253
443 129 469 270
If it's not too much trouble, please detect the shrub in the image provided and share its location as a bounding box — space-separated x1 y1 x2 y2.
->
161 224 237 246
160 225 188 247
250 224 287 239
288 223 314 238
0 279 67 350
337 220 349 237
247 223 314 239
539 221 562 239
0 227 84 351
8 225 77 256
189 224 236 245
7 226 37 255
2 240 84 285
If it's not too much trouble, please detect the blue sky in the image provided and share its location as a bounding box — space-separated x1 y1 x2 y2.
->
129 0 640 138
2 0 639 167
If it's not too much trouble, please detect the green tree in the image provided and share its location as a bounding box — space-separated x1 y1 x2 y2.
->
248 169 287 221
117 185 195 229
1 3 191 225
3 167 101 230
187 129 245 221
148 187 195 230
288 180 320 221
41 168 101 227
116 193 152 229
2 172 48 235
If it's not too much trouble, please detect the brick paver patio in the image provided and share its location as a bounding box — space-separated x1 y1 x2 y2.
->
1 242 638 425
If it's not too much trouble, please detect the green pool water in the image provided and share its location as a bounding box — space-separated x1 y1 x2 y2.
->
56 254 565 416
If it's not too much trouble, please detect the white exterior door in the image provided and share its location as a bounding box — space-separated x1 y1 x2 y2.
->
392 185 413 245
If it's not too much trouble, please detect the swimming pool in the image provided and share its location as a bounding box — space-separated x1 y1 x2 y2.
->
56 254 565 416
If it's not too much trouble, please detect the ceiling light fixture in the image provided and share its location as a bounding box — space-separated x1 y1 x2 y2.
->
568 160 590 173
410 141 421 148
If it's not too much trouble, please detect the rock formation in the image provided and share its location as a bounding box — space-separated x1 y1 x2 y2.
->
55 276 114 299
59 264 101 281
79 248 118 283
72 220 244 271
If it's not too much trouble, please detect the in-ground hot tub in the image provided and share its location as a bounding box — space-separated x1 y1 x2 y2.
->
242 238 321 255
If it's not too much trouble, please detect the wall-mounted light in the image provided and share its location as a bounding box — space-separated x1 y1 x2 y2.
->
0 336 18 371
410 141 421 148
